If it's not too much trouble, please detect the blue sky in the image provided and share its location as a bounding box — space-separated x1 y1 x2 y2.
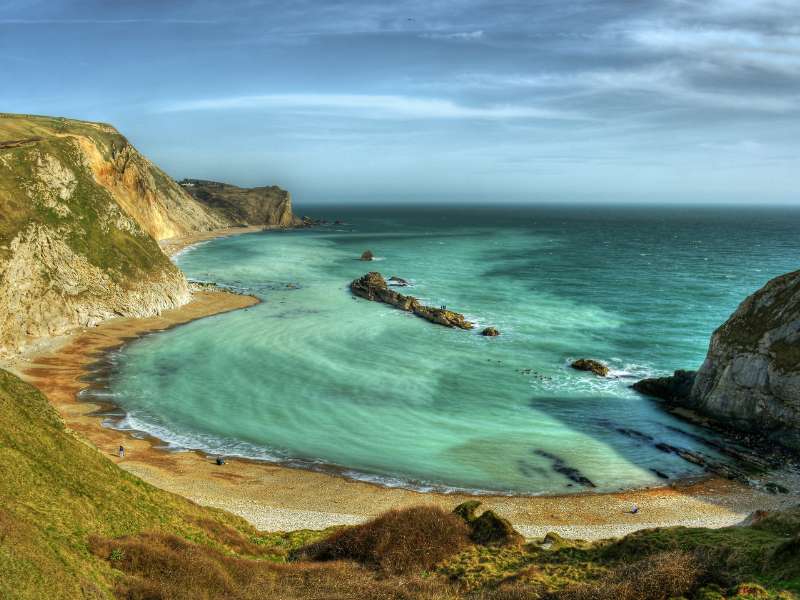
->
2 0 799 204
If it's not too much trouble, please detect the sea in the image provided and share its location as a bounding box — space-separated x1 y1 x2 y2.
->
95 205 800 494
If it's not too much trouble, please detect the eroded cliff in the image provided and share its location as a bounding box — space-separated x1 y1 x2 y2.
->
179 179 301 228
0 114 223 356
635 269 800 448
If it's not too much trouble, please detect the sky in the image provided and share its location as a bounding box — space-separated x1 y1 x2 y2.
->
1 0 799 204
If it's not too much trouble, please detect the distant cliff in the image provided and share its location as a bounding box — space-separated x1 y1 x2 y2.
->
179 179 301 228
635 269 800 449
0 114 296 357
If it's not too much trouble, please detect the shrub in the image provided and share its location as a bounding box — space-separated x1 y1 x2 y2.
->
544 551 703 600
294 506 471 574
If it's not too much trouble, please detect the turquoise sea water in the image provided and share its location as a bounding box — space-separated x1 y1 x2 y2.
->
102 206 799 494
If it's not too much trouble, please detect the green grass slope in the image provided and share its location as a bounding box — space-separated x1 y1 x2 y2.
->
0 369 322 599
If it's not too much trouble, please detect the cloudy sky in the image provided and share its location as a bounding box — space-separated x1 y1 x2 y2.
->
2 0 799 203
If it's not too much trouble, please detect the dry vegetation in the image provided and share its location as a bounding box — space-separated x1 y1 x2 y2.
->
294 506 471 574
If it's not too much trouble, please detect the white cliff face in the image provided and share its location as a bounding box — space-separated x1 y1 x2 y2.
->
0 223 190 355
690 269 800 447
0 115 203 357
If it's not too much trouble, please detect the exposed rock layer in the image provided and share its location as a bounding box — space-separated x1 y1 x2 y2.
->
179 179 301 228
350 272 473 329
635 269 800 449
0 113 298 356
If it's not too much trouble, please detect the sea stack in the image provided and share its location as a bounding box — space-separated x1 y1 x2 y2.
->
481 327 500 337
360 250 374 261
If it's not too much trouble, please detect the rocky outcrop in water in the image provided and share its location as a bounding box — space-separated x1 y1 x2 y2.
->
360 250 374 261
350 272 473 329
632 370 696 402
635 269 800 450
179 179 301 228
481 327 500 337
571 359 609 377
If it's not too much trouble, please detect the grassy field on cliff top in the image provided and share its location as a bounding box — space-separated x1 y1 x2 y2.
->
0 113 171 279
1 367 800 599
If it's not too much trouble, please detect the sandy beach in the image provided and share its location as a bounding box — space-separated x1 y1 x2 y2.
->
3 227 797 540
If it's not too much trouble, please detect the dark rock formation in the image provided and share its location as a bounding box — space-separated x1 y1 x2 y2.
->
387 276 409 286
635 269 800 450
350 272 474 330
179 179 301 228
534 449 596 488
481 327 500 337
632 370 696 402
452 501 523 546
570 359 609 377
360 250 374 261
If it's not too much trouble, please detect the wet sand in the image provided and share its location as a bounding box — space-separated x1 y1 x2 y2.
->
3 228 797 539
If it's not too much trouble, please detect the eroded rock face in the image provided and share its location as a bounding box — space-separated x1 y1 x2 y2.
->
179 179 301 229
690 269 800 448
350 272 474 330
635 269 800 449
570 359 609 377
0 115 204 356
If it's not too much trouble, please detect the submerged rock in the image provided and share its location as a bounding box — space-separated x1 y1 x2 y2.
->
534 449 596 488
481 327 500 337
360 250 374 261
570 359 609 377
350 272 474 330
387 276 409 286
452 501 523 546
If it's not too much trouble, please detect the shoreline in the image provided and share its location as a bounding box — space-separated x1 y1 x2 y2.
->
4 227 798 539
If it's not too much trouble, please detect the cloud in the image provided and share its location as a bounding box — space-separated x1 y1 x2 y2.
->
0 18 217 24
426 65 799 114
157 93 582 120
629 27 800 75
420 30 484 41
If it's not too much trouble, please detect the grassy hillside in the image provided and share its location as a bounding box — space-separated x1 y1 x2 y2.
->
1 368 798 599
0 369 323 599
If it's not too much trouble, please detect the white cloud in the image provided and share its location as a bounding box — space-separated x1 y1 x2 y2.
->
420 30 484 41
630 27 800 75
157 93 581 120
435 64 799 113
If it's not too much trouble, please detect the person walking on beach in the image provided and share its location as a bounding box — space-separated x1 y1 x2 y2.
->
118 445 125 459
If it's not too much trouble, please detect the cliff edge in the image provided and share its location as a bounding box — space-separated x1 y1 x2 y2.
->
179 179 301 228
635 268 800 449
0 113 297 357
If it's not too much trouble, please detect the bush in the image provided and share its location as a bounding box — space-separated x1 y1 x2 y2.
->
545 551 703 600
294 506 471 574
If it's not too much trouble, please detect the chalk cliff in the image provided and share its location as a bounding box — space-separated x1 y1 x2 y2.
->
0 113 298 356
